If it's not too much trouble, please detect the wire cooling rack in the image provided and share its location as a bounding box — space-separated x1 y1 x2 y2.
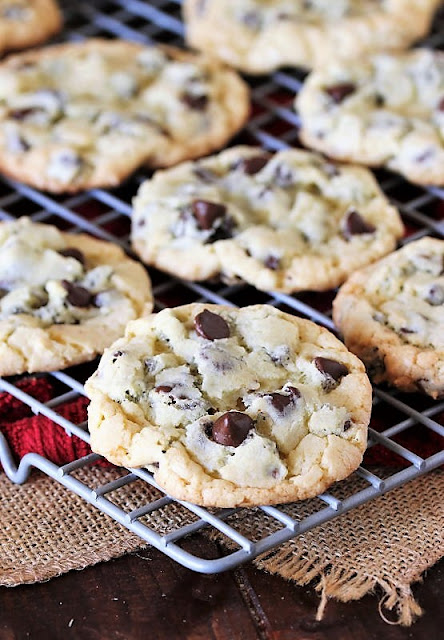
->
0 0 443 574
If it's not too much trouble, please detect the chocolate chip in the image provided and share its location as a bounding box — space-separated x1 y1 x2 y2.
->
191 200 227 230
8 107 42 121
268 393 292 412
343 420 352 432
204 421 213 438
194 309 230 340
206 216 235 244
268 386 300 413
235 154 270 175
265 255 280 270
314 357 349 391
181 93 208 110
193 166 218 183
343 210 376 239
374 93 385 107
155 385 173 393
211 412 254 447
325 83 356 104
426 284 444 306
61 280 94 307
400 327 416 334
366 356 386 379
437 97 444 111
58 247 85 266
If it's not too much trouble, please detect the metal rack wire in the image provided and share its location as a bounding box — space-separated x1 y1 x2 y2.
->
0 0 443 574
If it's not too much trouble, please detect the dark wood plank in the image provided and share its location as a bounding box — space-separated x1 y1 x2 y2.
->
237 558 444 640
0 541 442 640
0 539 258 640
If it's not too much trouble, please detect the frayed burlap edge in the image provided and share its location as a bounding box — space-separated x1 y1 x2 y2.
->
0 468 442 626
208 470 444 626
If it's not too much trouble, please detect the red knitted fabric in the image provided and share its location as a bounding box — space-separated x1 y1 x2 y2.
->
0 377 442 470
0 378 96 468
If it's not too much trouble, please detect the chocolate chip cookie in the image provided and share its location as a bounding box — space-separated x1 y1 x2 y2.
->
0 217 153 375
0 0 61 56
86 304 372 507
184 0 440 74
333 237 444 398
0 39 249 192
131 145 404 293
297 49 444 186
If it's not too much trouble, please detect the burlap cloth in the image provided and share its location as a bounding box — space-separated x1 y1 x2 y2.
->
0 467 442 626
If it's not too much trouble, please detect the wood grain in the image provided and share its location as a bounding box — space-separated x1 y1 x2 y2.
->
0 539 442 640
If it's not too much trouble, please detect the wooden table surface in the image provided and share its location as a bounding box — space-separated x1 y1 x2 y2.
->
1 538 442 640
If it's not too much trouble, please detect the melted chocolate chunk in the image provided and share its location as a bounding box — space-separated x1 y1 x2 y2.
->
265 255 280 270
314 357 349 391
211 411 254 447
204 421 213 438
206 216 235 244
366 349 386 379
325 83 356 104
193 166 218 183
191 200 227 230
374 93 385 107
155 385 173 393
268 393 292 413
268 386 300 413
235 154 270 175
61 280 94 307
426 284 444 306
112 350 124 363
181 93 208 110
194 309 230 340
343 210 376 239
58 247 85 266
